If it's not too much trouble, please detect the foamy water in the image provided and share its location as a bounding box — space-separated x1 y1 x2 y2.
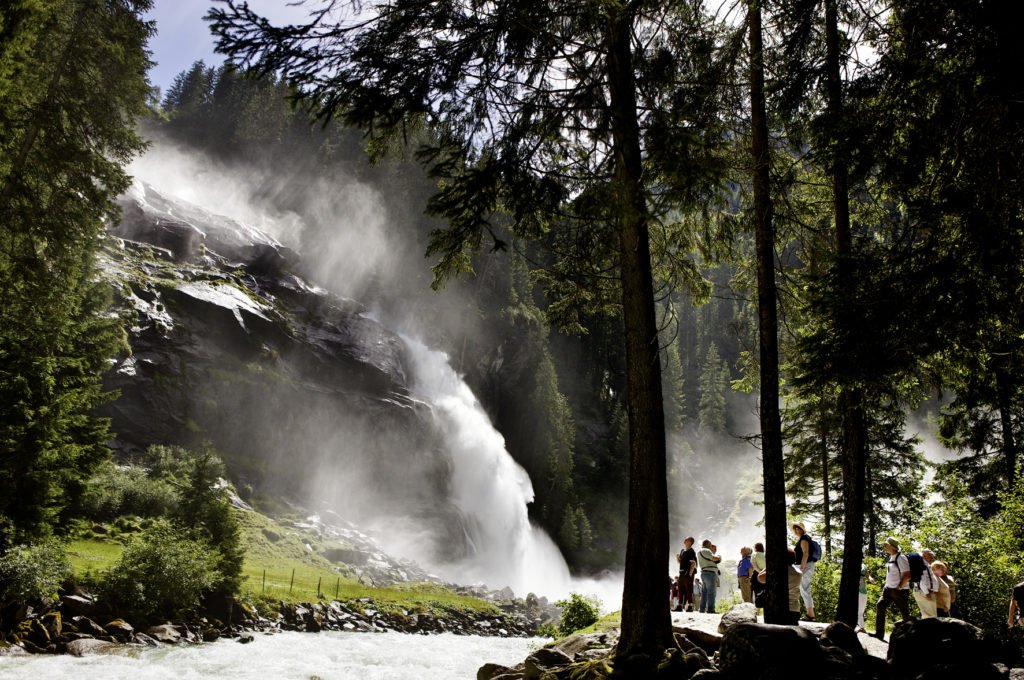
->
0 631 544 680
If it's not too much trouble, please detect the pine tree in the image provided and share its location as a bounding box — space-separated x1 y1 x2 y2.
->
0 0 152 542
698 344 729 435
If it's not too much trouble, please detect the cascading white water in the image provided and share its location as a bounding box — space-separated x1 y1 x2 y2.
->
399 335 573 596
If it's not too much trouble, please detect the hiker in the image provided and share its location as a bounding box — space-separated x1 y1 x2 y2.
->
911 549 940 618
874 537 911 641
756 547 803 625
751 541 767 613
857 558 873 632
931 561 952 617
677 536 697 612
697 539 722 614
1009 579 1024 628
936 561 958 618
738 546 754 603
792 522 818 621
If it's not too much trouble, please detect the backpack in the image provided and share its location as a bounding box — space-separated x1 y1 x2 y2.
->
807 537 822 562
907 552 930 586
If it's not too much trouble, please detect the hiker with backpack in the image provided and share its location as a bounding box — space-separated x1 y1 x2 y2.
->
697 538 722 614
792 522 820 621
910 548 940 618
874 537 912 641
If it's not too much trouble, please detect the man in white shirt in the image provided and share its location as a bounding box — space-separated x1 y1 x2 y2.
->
874 537 911 641
913 550 940 618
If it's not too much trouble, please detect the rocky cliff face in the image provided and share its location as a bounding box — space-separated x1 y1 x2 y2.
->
97 181 449 530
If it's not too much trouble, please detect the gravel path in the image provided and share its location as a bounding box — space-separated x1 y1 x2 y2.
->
670 610 890 659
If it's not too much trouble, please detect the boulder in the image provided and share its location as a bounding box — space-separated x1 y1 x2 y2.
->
479 663 515 680
237 633 255 644
821 621 865 658
135 632 160 647
1009 669 1024 680
0 641 28 657
42 611 62 639
550 632 613 660
524 647 573 679
718 603 758 635
61 594 98 617
104 619 134 641
66 638 118 657
717 623 824 679
72 616 108 637
888 617 995 675
145 624 182 643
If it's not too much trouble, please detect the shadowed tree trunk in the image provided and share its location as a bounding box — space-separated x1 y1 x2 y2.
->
748 0 789 626
824 0 869 627
606 5 673 664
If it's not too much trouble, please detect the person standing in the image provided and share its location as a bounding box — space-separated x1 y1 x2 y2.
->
738 547 754 603
913 552 940 618
857 558 874 632
931 561 951 617
1008 579 1024 628
677 537 697 612
874 537 911 641
697 539 722 614
792 522 817 621
756 547 803 625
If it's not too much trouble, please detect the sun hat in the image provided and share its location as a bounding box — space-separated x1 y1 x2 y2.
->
884 537 900 550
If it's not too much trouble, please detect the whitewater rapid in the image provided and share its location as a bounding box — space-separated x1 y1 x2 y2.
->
0 631 542 680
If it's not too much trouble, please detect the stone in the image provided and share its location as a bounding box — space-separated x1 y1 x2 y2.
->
888 617 994 675
0 641 28 657
820 621 865 658
1011 669 1024 680
203 628 221 642
61 594 98 617
524 647 573 679
237 633 255 644
145 624 182 643
717 623 824 679
135 633 160 647
104 619 134 641
718 603 758 635
66 638 118 656
478 663 515 680
72 616 108 637
550 632 612 660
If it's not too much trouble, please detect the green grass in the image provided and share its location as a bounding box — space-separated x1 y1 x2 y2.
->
68 509 500 619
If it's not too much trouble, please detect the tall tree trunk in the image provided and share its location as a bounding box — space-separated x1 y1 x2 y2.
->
605 7 672 665
824 0 869 628
748 0 789 626
995 364 1019 485
821 412 832 557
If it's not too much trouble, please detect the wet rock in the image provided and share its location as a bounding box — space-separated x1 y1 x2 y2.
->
718 603 757 635
203 628 221 642
479 663 515 680
0 641 28 657
237 633 255 644
66 638 119 657
145 624 182 643
135 632 160 647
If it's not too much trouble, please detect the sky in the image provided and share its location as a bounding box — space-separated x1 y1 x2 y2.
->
145 1 307 96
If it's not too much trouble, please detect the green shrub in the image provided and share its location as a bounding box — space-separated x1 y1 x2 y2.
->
555 592 601 636
78 462 179 520
100 520 217 622
0 540 71 605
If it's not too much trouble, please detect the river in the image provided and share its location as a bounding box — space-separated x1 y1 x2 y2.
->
0 631 544 680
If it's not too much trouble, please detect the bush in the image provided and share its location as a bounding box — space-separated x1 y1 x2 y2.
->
0 540 71 605
100 520 217 622
555 592 601 636
78 461 179 520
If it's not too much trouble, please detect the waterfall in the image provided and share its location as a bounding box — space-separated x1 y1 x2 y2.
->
400 335 572 596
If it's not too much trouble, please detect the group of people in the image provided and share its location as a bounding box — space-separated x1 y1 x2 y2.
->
671 524 965 636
